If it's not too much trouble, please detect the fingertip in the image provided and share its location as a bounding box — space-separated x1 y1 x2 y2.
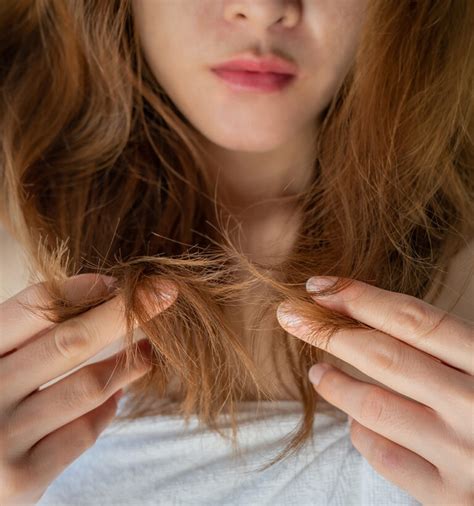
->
144 279 179 313
60 273 118 302
101 275 119 291
159 284 179 307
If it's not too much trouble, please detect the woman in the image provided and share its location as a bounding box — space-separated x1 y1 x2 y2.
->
0 0 472 504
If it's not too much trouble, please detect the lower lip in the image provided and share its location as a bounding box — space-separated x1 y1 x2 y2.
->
211 69 295 92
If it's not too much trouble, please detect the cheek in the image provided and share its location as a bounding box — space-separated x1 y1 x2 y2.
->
312 1 367 81
133 0 195 70
136 34 186 96
308 31 361 105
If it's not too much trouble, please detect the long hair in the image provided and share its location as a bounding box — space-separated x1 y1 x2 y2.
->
1 0 473 470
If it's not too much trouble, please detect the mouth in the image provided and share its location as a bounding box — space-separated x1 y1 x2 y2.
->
210 53 299 93
211 68 296 93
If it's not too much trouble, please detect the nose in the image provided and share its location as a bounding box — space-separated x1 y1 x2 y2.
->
224 0 301 31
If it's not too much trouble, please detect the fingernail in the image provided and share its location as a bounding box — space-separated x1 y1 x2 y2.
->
308 363 331 385
141 281 178 314
306 276 337 295
102 275 119 291
160 285 178 302
153 281 179 304
277 301 306 328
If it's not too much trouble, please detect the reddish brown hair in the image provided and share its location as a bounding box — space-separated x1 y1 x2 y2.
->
1 0 473 469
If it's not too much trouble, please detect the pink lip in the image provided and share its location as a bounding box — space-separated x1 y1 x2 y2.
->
211 54 298 75
210 54 298 93
211 69 295 92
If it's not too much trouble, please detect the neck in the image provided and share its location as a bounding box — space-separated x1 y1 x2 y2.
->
202 120 320 216
199 120 320 264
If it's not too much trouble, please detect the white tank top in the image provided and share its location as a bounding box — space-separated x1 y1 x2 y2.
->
37 398 420 505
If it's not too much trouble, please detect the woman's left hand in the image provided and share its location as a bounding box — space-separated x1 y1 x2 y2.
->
276 276 473 506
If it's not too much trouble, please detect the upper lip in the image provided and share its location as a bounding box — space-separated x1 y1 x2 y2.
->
211 53 298 76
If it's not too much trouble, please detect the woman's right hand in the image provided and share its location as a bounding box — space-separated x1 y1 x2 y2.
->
0 273 178 505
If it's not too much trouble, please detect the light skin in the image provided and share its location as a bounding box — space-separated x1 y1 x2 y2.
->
131 0 367 211
2 2 470 505
132 1 474 503
0 274 178 503
277 277 474 504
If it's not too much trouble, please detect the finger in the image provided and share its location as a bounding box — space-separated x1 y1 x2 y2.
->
350 420 442 505
8 339 152 455
305 277 473 375
1 279 176 405
278 306 471 413
25 390 121 493
309 364 463 469
0 273 117 355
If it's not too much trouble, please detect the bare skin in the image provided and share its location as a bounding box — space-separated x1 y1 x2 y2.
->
131 0 371 400
277 277 474 504
2 2 470 502
132 0 369 202
162 202 380 404
0 273 178 505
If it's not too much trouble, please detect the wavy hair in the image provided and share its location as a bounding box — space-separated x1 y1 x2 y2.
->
1 0 473 470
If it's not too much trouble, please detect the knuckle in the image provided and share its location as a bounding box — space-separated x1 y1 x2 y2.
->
52 318 94 359
395 297 443 341
372 341 406 375
73 417 102 449
63 370 106 408
371 439 401 471
359 387 390 426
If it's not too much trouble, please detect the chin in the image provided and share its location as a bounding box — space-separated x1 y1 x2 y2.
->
202 125 292 153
